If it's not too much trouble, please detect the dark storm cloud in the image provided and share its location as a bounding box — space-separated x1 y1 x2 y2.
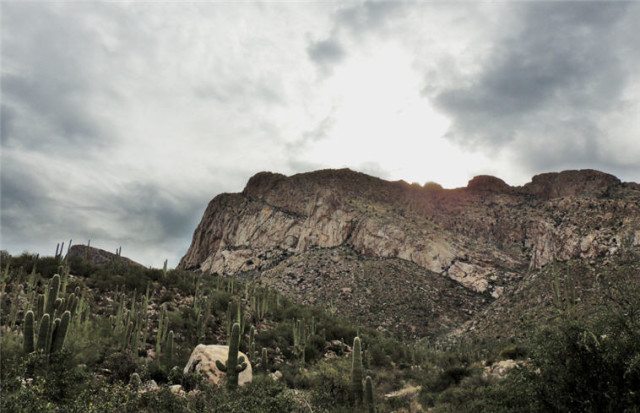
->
431 2 638 171
335 1 408 35
306 1 408 73
0 157 80 247
1 154 210 265
307 38 346 74
103 182 206 245
0 3 133 155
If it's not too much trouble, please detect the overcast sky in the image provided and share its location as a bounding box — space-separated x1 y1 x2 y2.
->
2 1 639 267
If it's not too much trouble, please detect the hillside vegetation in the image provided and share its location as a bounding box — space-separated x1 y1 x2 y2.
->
2 247 639 412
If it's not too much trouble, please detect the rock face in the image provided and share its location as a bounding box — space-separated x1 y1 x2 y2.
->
179 168 640 335
183 344 252 387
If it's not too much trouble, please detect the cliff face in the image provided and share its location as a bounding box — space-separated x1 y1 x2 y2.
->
181 169 638 288
179 168 639 334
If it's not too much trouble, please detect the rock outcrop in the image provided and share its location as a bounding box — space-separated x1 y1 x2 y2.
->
67 245 145 268
183 344 253 387
179 168 639 334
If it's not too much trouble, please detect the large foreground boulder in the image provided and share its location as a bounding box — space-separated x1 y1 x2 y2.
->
183 344 253 387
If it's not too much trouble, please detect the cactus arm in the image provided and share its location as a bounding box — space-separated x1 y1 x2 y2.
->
236 362 247 373
215 360 228 372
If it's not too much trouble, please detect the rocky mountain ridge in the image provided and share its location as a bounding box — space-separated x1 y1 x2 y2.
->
179 168 640 335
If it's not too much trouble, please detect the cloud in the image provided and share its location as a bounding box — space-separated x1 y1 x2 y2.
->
0 150 210 267
430 2 639 173
306 1 409 74
335 1 408 36
307 38 346 74
0 3 128 156
1 1 332 265
2 1 640 267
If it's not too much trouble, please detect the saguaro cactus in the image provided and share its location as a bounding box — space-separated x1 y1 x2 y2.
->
261 347 268 372
36 314 51 352
51 311 71 353
216 322 247 390
166 330 175 363
44 274 61 316
351 336 364 404
364 375 375 413
23 311 35 354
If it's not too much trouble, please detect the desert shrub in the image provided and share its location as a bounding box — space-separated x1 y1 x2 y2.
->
523 317 640 412
425 366 470 393
323 322 357 343
33 256 62 278
308 359 351 411
368 341 391 367
164 269 197 294
304 334 326 363
256 323 291 350
447 303 640 412
102 351 138 383
498 345 528 361
146 360 170 384
218 375 300 412
67 256 95 277
1 349 88 410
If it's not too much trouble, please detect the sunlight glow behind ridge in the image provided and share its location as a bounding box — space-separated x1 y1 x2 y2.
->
304 44 493 188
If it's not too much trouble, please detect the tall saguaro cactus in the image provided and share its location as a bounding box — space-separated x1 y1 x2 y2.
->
23 311 35 354
351 336 364 405
51 311 71 353
216 322 247 390
44 274 61 317
36 314 51 352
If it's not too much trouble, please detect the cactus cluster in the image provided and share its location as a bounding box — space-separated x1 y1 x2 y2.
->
23 274 73 357
250 292 270 322
350 336 375 411
193 277 214 343
226 300 245 341
156 305 170 354
292 317 316 362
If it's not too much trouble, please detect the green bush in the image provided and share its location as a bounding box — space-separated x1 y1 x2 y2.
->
308 359 352 411
102 351 138 383
430 366 470 393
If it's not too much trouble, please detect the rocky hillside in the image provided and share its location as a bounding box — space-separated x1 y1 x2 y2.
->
68 244 145 268
179 168 640 336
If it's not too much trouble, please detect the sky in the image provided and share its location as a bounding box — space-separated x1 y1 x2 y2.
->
2 1 640 268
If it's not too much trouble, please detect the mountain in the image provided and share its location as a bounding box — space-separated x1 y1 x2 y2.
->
179 168 640 337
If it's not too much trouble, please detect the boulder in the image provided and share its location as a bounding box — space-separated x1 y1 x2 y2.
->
183 344 252 387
